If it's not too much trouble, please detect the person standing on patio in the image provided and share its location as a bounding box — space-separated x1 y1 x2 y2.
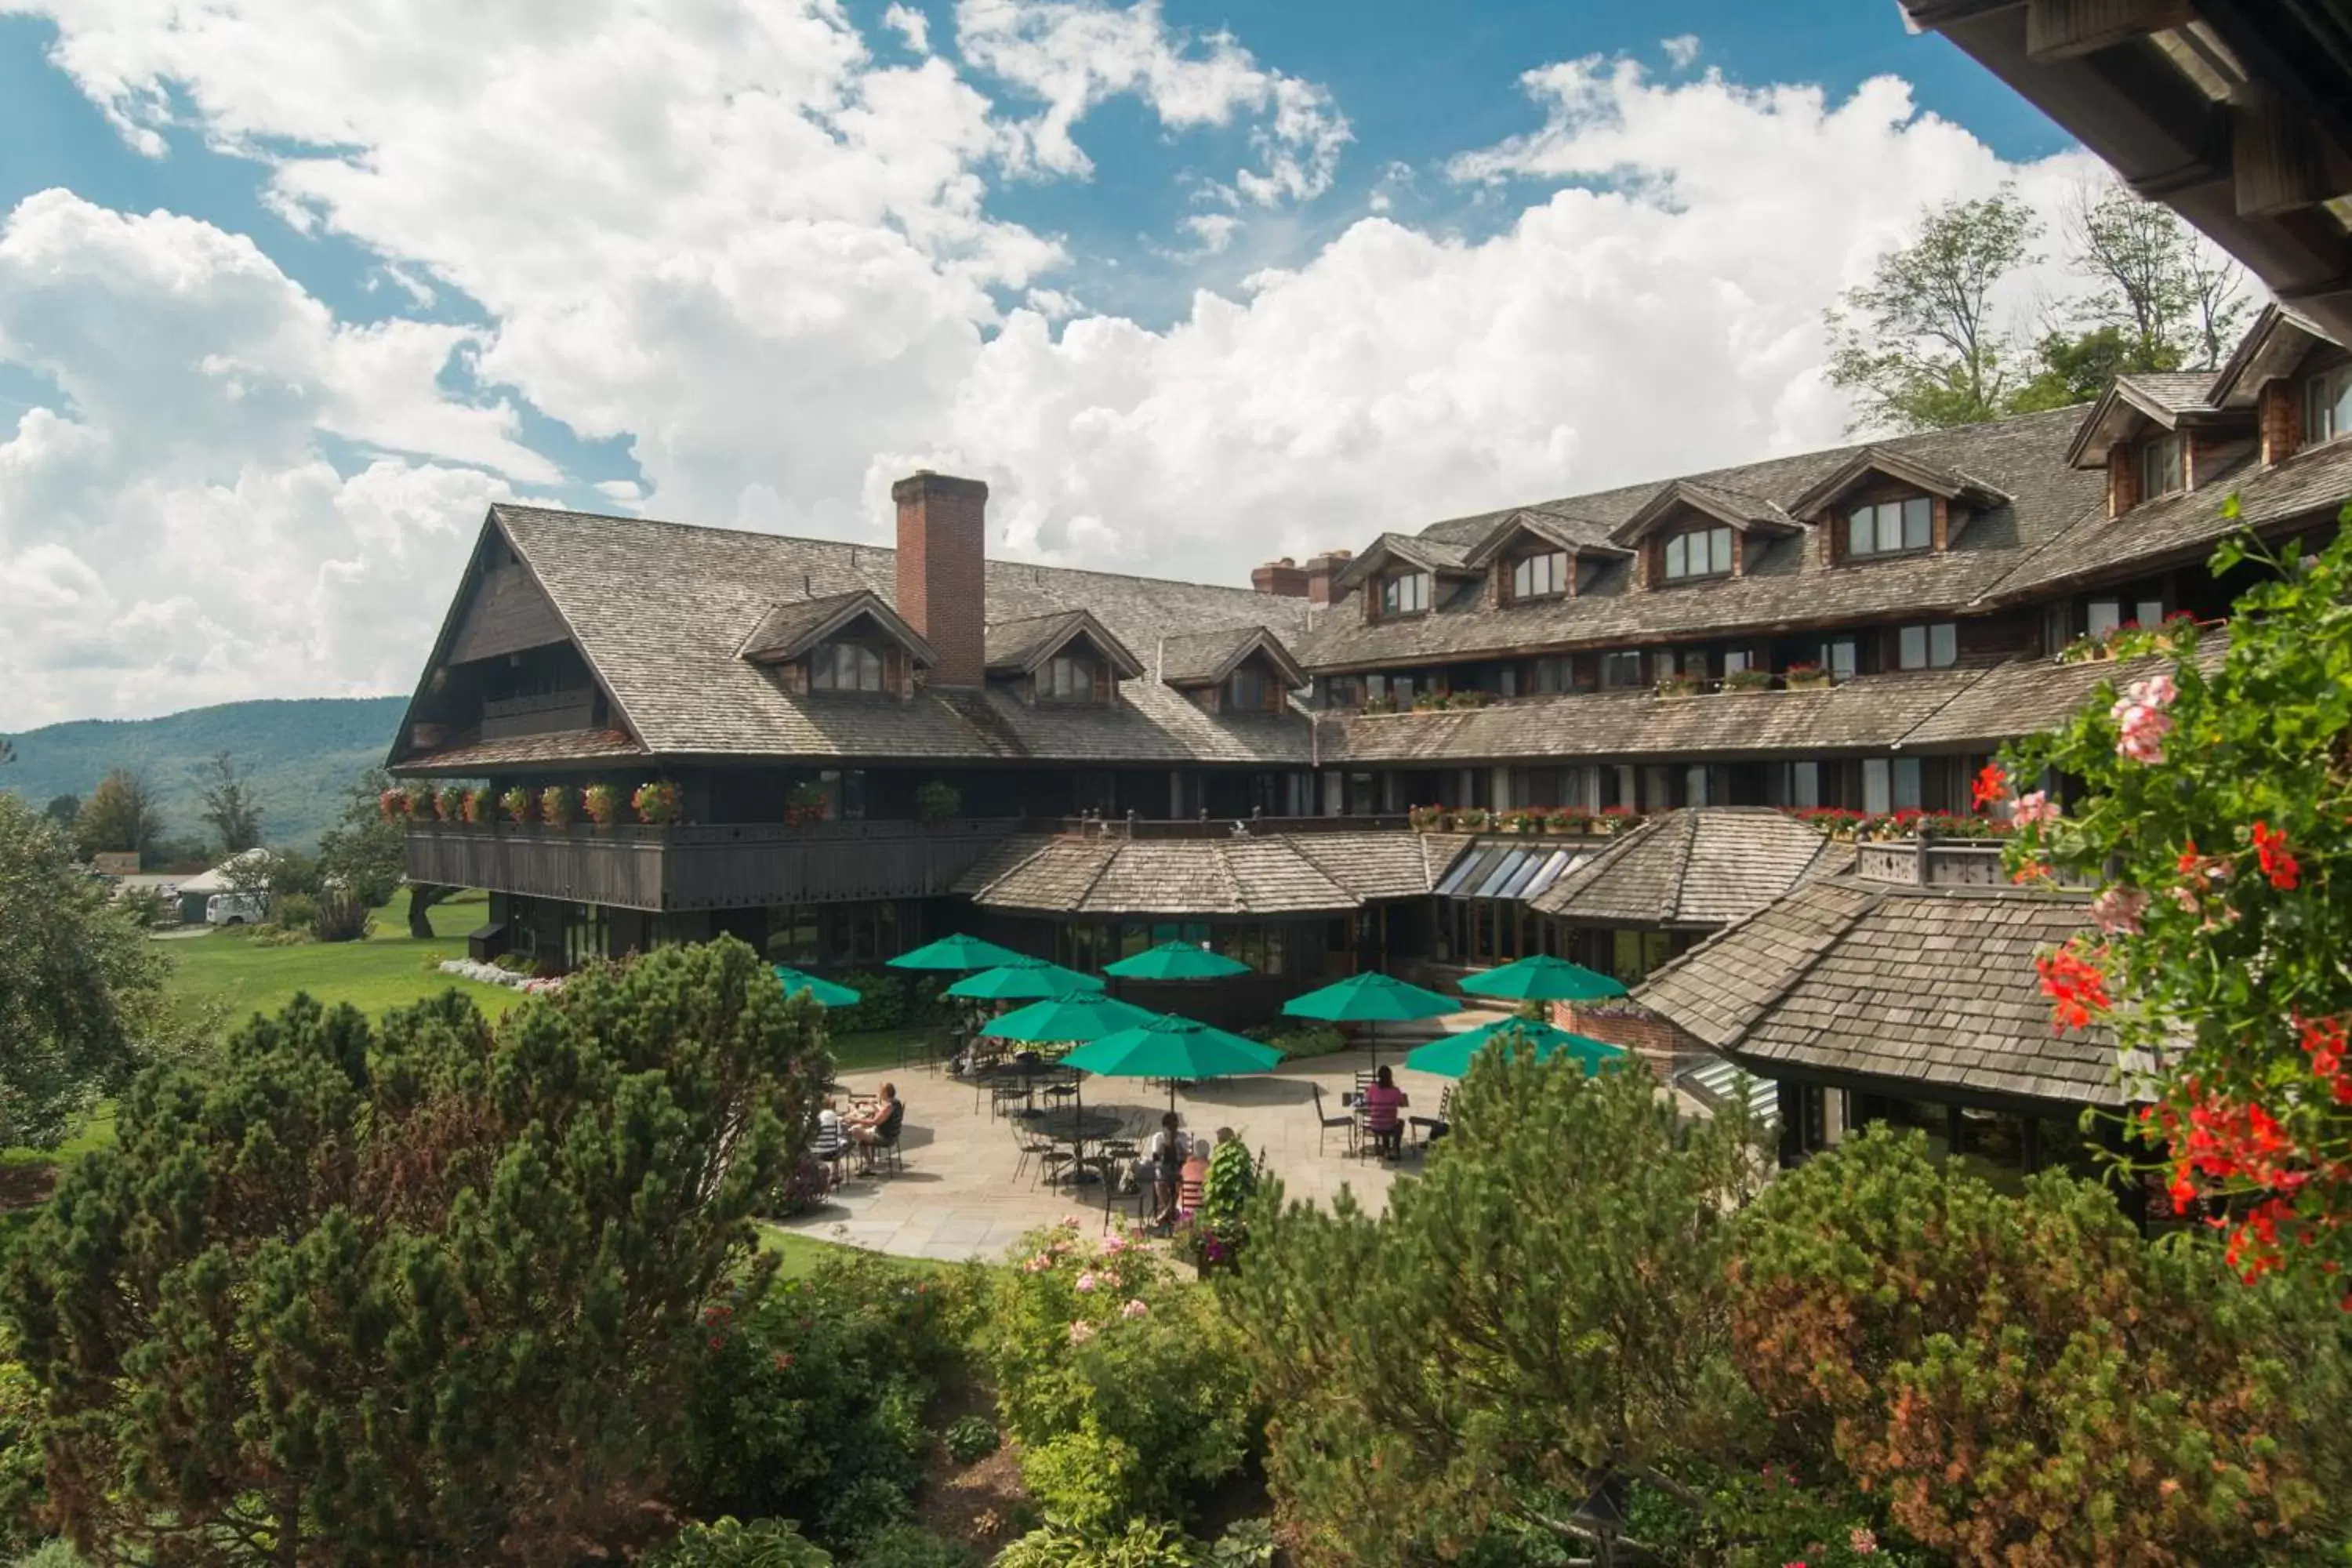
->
1361 1066 1409 1161
1145 1111 1188 1229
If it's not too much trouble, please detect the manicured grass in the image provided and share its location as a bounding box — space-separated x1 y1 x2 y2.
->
161 888 524 1029
829 1024 942 1074
757 1225 949 1279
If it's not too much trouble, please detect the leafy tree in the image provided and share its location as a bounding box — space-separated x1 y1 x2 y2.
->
317 766 450 933
1826 187 2041 431
2005 323 2154 414
1223 1051 1766 1567
194 750 263 856
0 793 171 1148
38 797 77 831
71 769 164 864
1998 512 2352 1294
2067 178 2249 371
3 938 829 1566
1730 1128 2350 1564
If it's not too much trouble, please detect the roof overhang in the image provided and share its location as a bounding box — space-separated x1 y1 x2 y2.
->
1899 1 2352 347
1160 627 1310 691
1459 508 1634 570
737 589 940 668
2206 301 2342 405
2060 382 2226 468
1331 534 1474 593
1787 446 2016 516
985 609 1147 681
1610 480 1804 547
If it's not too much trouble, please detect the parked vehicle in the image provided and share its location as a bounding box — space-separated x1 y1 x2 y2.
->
205 891 270 927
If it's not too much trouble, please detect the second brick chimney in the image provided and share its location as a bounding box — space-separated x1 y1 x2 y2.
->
892 470 989 688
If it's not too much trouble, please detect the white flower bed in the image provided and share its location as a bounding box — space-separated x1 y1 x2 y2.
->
438 957 565 994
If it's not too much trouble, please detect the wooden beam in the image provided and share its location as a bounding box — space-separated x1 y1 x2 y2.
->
2233 85 2335 217
2024 0 2194 60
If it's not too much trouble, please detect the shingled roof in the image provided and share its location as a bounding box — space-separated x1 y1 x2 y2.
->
430 506 1315 766
1636 877 2136 1110
956 829 1441 916
1154 626 1308 690
984 609 1146 679
1530 808 1850 927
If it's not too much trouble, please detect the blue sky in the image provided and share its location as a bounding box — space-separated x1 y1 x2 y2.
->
0 0 2106 725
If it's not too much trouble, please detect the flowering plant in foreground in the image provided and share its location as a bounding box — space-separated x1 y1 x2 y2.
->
1997 509 2352 1294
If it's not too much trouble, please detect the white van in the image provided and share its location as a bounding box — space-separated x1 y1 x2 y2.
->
205 891 271 927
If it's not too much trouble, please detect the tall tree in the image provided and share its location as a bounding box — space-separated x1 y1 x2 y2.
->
195 750 263 856
71 769 165 865
1224 1052 1766 1567
1825 187 2041 432
317 766 451 934
40 796 78 830
0 793 171 1148
2067 177 2249 370
4 938 829 1566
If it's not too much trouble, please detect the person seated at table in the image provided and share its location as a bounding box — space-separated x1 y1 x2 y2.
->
812 1099 847 1162
847 1083 905 1173
1145 1112 1189 1228
1361 1066 1409 1161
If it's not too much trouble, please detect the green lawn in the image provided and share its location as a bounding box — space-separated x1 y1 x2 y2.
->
162 888 524 1029
757 1225 956 1279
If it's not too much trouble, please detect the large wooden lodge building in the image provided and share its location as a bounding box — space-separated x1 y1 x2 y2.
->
390 305 2352 1180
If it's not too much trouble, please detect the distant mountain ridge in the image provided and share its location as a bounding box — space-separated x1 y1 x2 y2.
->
2 697 408 852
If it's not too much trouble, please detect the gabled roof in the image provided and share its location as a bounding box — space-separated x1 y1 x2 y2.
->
1528 808 1849 927
2208 304 2341 407
1636 877 2133 1111
1457 506 1628 569
1784 445 2013 521
1610 479 1801 547
1155 625 1308 690
737 589 939 666
2063 370 2227 469
984 608 1146 681
1330 532 1476 592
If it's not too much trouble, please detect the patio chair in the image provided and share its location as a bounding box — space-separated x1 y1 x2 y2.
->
1310 1083 1356 1157
1011 1121 1054 1186
1409 1085 1454 1151
988 1079 1030 1122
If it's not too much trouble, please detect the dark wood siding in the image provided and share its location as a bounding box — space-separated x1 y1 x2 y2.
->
448 561 570 663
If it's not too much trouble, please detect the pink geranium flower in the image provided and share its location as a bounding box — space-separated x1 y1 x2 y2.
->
1067 1319 1095 1345
1120 1298 1149 1320
1073 1271 1098 1293
2090 886 2148 935
2013 790 2060 826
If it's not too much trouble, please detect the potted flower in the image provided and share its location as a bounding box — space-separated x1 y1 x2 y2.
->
499 786 533 825
1653 673 1703 699
914 780 963 821
1783 661 1831 691
461 786 490 824
633 780 682 825
378 788 410 822
784 781 829 828
1406 804 1450 833
583 782 624 827
1446 690 1487 710
436 785 467 822
1723 666 1774 692
401 783 434 818
539 785 577 828
1455 807 1494 833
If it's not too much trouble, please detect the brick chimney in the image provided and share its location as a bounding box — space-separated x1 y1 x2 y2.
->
891 470 989 688
1252 557 1308 597
1302 549 1352 605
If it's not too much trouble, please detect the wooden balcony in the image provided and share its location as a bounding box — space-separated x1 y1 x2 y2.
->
405 818 1025 913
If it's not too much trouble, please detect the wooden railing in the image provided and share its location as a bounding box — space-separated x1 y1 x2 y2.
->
1854 839 2094 889
405 818 1025 913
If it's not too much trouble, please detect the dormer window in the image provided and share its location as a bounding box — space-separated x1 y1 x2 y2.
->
1229 667 1269 712
1846 496 1931 559
811 641 886 693
1044 653 1099 703
2308 365 2352 447
1509 550 1569 601
1380 572 1431 616
1663 526 1733 582
2138 431 2184 499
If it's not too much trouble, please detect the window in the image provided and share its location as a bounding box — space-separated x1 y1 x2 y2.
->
1380 572 1430 615
1846 495 1933 557
1045 654 1097 702
1821 638 1858 678
1391 675 1415 708
1228 666 1269 712
1684 765 1710 806
1663 525 1733 581
1599 652 1643 689
2138 431 2184 499
1497 664 1518 698
1723 649 1752 675
1510 550 1570 600
811 641 884 692
1772 760 1820 809
1321 676 1362 710
1897 622 1958 670
1534 656 1572 695
2306 364 2352 446
2086 600 2120 639
1863 757 1922 815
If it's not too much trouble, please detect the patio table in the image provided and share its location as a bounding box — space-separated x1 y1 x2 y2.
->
1033 1105 1127 1185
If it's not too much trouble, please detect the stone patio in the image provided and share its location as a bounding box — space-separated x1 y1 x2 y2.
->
771 1015 1498 1262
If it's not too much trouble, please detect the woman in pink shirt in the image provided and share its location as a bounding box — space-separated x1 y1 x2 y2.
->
1361 1065 1409 1160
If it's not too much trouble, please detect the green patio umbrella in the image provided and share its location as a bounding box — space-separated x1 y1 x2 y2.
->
1404 1018 1628 1080
1281 971 1460 1072
1457 953 1627 1003
946 956 1107 1001
887 933 1025 971
1104 939 1254 982
771 965 863 1008
1058 1013 1284 1112
981 990 1158 1044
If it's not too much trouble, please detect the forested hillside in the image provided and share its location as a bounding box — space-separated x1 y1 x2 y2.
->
1 697 405 852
